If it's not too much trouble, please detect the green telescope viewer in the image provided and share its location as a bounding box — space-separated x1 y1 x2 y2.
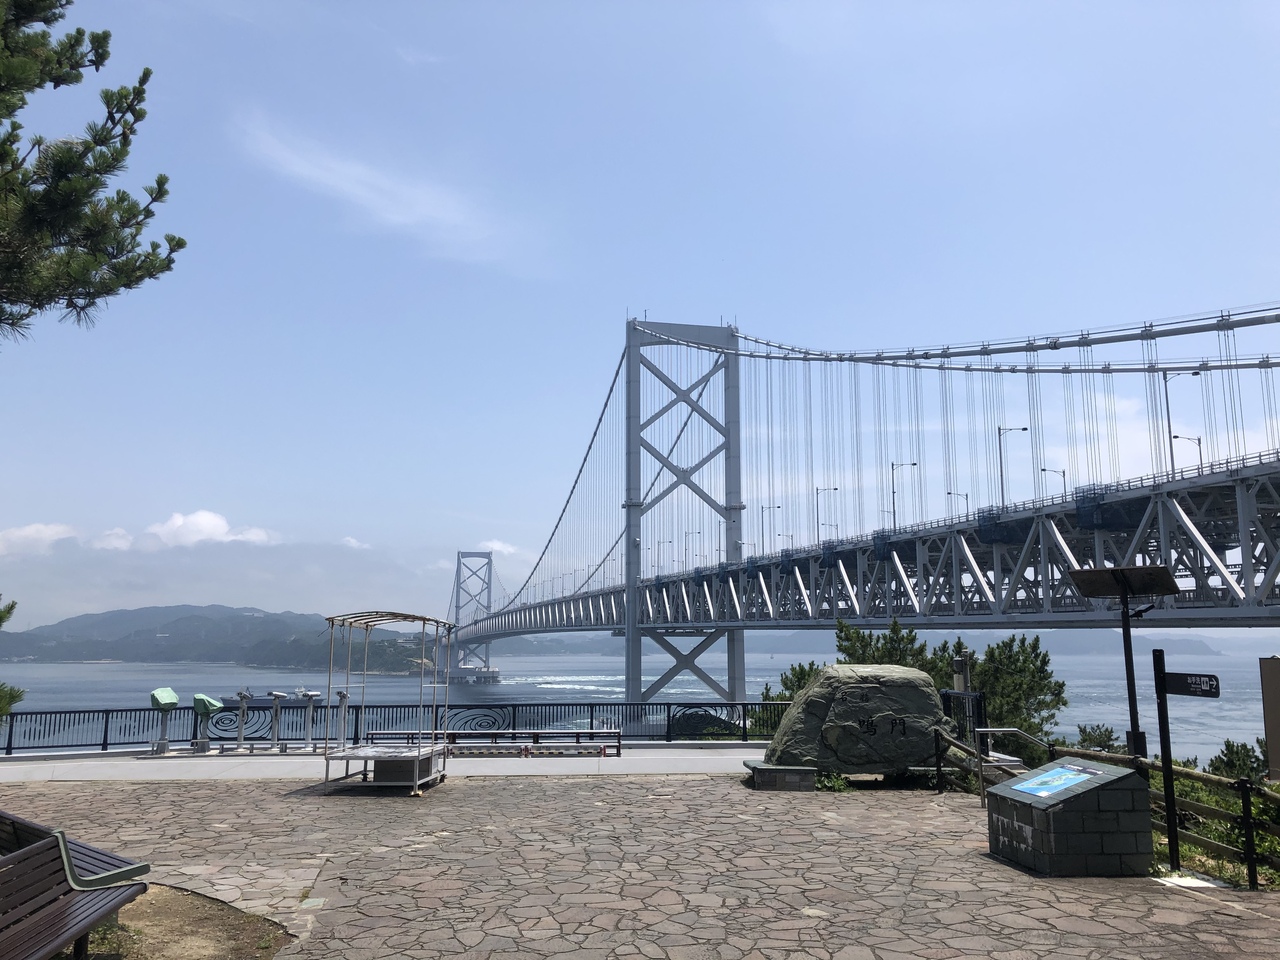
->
150 687 179 711
192 694 223 716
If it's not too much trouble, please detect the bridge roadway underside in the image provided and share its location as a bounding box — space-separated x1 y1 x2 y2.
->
457 457 1280 648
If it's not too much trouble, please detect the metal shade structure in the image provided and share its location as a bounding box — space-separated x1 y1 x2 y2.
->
322 611 455 795
1066 566 1180 758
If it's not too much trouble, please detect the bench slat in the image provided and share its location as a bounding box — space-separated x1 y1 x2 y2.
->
0 883 144 960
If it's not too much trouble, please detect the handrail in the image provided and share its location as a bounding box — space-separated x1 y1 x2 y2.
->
974 726 1049 808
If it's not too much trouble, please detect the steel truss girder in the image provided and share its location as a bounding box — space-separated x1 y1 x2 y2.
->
458 459 1280 648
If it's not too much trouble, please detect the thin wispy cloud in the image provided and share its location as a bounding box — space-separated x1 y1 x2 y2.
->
237 111 508 263
341 536 372 550
90 528 134 551
479 539 519 556
0 523 77 556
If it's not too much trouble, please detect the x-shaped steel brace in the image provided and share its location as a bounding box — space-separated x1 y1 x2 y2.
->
641 629 729 701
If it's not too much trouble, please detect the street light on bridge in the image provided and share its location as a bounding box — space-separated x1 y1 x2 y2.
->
946 490 969 520
1162 369 1201 476
1041 467 1067 498
1173 434 1203 470
683 531 701 569
996 426 1027 509
815 486 839 543
761 503 781 546
891 462 917 528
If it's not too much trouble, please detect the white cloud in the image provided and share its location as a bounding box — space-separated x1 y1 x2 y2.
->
90 528 133 551
0 523 78 556
341 536 371 549
144 510 276 548
479 539 518 555
237 111 507 263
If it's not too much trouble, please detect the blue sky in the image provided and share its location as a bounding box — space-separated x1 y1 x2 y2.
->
5 1 1280 627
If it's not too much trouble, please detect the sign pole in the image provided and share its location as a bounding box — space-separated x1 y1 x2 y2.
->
1120 580 1146 756
1153 648 1179 871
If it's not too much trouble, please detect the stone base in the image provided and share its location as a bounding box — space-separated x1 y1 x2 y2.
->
987 759 1153 877
744 759 815 791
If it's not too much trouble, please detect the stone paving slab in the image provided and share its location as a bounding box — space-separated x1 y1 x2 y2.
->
4 775 1278 958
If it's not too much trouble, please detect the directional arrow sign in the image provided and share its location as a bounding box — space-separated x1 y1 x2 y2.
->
1165 672 1221 698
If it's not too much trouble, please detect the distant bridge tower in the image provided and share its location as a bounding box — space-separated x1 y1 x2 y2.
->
625 320 745 701
450 551 494 672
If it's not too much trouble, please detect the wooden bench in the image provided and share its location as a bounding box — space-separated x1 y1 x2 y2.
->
0 810 150 889
0 835 147 960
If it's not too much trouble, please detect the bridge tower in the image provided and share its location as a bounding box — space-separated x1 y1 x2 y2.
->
625 320 745 701
450 551 494 672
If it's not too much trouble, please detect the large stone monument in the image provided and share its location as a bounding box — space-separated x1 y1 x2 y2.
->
764 664 945 775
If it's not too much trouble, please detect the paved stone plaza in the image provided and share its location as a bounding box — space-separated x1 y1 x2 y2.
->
7 774 1280 959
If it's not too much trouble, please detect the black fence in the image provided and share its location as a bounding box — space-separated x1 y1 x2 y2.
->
940 689 986 745
1 701 794 755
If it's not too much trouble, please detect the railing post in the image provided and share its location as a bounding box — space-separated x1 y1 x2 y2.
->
740 703 748 742
353 704 363 745
4 714 14 756
665 703 673 743
100 710 111 751
1239 779 1258 891
589 703 595 731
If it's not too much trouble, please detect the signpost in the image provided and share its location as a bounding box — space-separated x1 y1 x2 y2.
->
1153 648 1221 871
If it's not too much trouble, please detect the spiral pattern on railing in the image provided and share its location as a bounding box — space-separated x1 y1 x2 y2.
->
441 707 513 731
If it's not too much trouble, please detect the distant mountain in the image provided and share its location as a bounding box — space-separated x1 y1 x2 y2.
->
0 605 413 671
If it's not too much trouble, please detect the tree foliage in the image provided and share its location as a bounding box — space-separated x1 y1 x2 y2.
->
1 0 185 339
1206 737 1269 784
0 593 24 720
760 660 826 702
1074 723 1121 753
825 619 1067 740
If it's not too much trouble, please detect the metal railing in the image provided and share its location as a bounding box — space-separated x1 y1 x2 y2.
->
1 700 794 755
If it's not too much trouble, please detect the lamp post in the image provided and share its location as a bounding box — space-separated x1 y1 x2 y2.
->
777 533 794 548
1162 370 1201 475
821 522 840 540
735 539 755 554
815 486 838 543
946 490 969 520
1173 434 1203 469
890 461 917 528
997 426 1027 508
683 531 701 569
656 539 672 576
1041 467 1067 497
761 503 781 546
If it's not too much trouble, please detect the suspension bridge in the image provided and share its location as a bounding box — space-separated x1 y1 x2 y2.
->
449 304 1280 702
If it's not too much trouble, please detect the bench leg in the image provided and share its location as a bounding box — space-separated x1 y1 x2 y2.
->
74 933 89 960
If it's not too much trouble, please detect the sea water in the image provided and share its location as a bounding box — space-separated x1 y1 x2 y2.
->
0 650 1267 765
